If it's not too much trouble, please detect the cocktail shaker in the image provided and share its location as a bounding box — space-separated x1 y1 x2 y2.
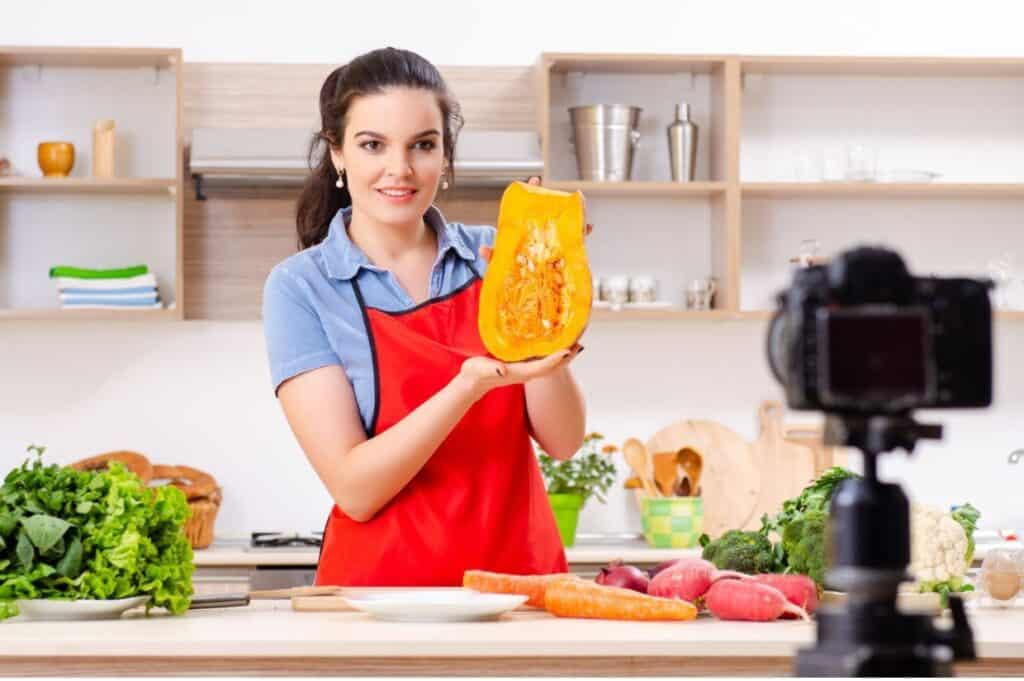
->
667 103 697 182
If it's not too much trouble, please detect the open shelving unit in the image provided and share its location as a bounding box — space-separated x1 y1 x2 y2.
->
0 46 184 320
536 53 1024 321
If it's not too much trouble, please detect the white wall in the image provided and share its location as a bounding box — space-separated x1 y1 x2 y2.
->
3 0 1023 536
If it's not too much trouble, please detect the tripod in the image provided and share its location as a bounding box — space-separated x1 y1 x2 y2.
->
794 414 976 677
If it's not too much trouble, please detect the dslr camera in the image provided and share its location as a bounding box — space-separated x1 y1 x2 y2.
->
766 245 993 677
767 245 993 415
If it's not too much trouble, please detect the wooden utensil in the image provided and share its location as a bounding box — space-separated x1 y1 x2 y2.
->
249 585 344 599
622 438 660 498
651 452 679 497
677 448 703 496
782 423 849 475
292 595 354 612
747 401 818 526
646 420 760 536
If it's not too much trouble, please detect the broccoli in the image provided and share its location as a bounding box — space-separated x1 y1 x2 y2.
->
780 509 829 588
700 529 777 574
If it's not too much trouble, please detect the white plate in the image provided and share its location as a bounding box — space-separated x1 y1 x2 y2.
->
341 588 527 622
14 596 149 621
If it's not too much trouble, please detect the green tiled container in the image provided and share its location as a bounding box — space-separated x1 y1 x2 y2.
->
640 497 704 548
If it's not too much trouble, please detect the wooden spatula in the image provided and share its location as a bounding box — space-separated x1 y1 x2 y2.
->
623 438 660 498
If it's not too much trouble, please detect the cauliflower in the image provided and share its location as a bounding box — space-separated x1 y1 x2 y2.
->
910 503 978 605
911 504 968 581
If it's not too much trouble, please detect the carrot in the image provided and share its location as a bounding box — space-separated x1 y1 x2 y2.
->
647 557 746 602
544 577 698 621
704 579 810 622
748 574 819 617
463 570 577 608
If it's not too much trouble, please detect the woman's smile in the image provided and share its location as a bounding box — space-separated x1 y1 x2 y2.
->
376 186 418 203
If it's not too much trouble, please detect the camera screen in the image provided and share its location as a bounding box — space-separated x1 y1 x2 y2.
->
821 309 929 401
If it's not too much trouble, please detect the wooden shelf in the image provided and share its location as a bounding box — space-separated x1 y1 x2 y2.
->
739 309 1024 321
591 308 740 321
0 46 178 68
547 181 726 197
742 182 1024 199
0 177 178 194
740 55 1024 77
542 53 727 74
0 307 180 321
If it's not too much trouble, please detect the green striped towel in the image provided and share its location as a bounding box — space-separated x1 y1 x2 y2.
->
48 265 149 279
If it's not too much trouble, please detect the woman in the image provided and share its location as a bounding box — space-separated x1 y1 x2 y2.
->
262 47 588 586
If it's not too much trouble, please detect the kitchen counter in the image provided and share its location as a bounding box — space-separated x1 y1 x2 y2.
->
194 537 700 568
194 535 1021 568
2 599 1023 676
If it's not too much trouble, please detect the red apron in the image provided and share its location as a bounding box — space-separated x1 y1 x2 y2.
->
314 274 568 586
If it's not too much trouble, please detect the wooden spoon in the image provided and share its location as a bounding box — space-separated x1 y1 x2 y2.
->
677 447 704 497
622 438 660 498
652 452 679 497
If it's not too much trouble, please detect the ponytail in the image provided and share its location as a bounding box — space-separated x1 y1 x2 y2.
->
296 132 349 250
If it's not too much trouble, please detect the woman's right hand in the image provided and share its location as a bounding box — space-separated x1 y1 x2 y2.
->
458 345 582 400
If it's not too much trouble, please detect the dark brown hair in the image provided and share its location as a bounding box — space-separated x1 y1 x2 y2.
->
295 47 464 250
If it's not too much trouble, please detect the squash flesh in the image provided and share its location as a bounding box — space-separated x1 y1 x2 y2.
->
479 182 591 361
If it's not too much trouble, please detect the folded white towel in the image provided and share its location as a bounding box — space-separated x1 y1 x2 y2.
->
60 291 159 303
53 273 158 290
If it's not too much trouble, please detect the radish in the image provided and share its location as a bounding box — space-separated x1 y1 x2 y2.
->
647 557 746 602
704 579 810 622
749 574 819 616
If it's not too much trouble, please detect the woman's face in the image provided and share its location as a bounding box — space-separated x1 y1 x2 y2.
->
332 87 447 227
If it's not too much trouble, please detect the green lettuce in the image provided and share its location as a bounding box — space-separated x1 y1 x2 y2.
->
0 446 194 619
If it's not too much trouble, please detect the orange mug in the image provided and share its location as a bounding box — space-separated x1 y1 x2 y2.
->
37 141 75 177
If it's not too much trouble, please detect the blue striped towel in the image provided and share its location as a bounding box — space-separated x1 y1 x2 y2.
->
60 291 158 304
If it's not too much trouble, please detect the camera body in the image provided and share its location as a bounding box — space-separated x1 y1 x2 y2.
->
767 246 993 415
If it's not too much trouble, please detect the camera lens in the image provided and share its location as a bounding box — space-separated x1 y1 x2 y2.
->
766 309 788 387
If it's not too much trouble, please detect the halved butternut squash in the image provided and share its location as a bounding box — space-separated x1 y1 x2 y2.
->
478 181 591 361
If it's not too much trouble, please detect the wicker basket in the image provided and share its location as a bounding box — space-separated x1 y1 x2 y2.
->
68 451 221 550
182 487 222 550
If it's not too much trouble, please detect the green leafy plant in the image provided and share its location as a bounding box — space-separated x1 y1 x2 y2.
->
0 445 194 620
536 433 617 505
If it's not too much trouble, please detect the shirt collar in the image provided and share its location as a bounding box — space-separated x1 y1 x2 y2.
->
321 204 475 281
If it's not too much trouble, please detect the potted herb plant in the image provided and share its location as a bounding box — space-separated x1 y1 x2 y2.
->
537 432 617 547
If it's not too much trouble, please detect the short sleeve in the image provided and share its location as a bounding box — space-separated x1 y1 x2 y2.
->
458 224 496 276
262 265 343 396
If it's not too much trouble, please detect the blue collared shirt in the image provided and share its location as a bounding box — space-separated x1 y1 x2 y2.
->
262 205 495 432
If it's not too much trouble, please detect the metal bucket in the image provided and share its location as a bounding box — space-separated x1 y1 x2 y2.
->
569 104 642 181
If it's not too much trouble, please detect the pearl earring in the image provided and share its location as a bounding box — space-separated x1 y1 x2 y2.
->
441 178 449 190
335 170 345 189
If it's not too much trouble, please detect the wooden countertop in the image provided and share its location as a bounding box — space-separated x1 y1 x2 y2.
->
2 599 1022 676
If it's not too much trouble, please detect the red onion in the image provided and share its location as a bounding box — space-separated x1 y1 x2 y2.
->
648 558 681 579
595 560 650 593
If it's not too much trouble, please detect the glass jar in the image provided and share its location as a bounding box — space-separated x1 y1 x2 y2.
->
602 275 630 305
628 275 657 303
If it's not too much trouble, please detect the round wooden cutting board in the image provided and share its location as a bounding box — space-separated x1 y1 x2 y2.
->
646 419 761 537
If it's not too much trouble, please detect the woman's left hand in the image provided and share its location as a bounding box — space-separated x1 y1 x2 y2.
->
478 176 593 263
